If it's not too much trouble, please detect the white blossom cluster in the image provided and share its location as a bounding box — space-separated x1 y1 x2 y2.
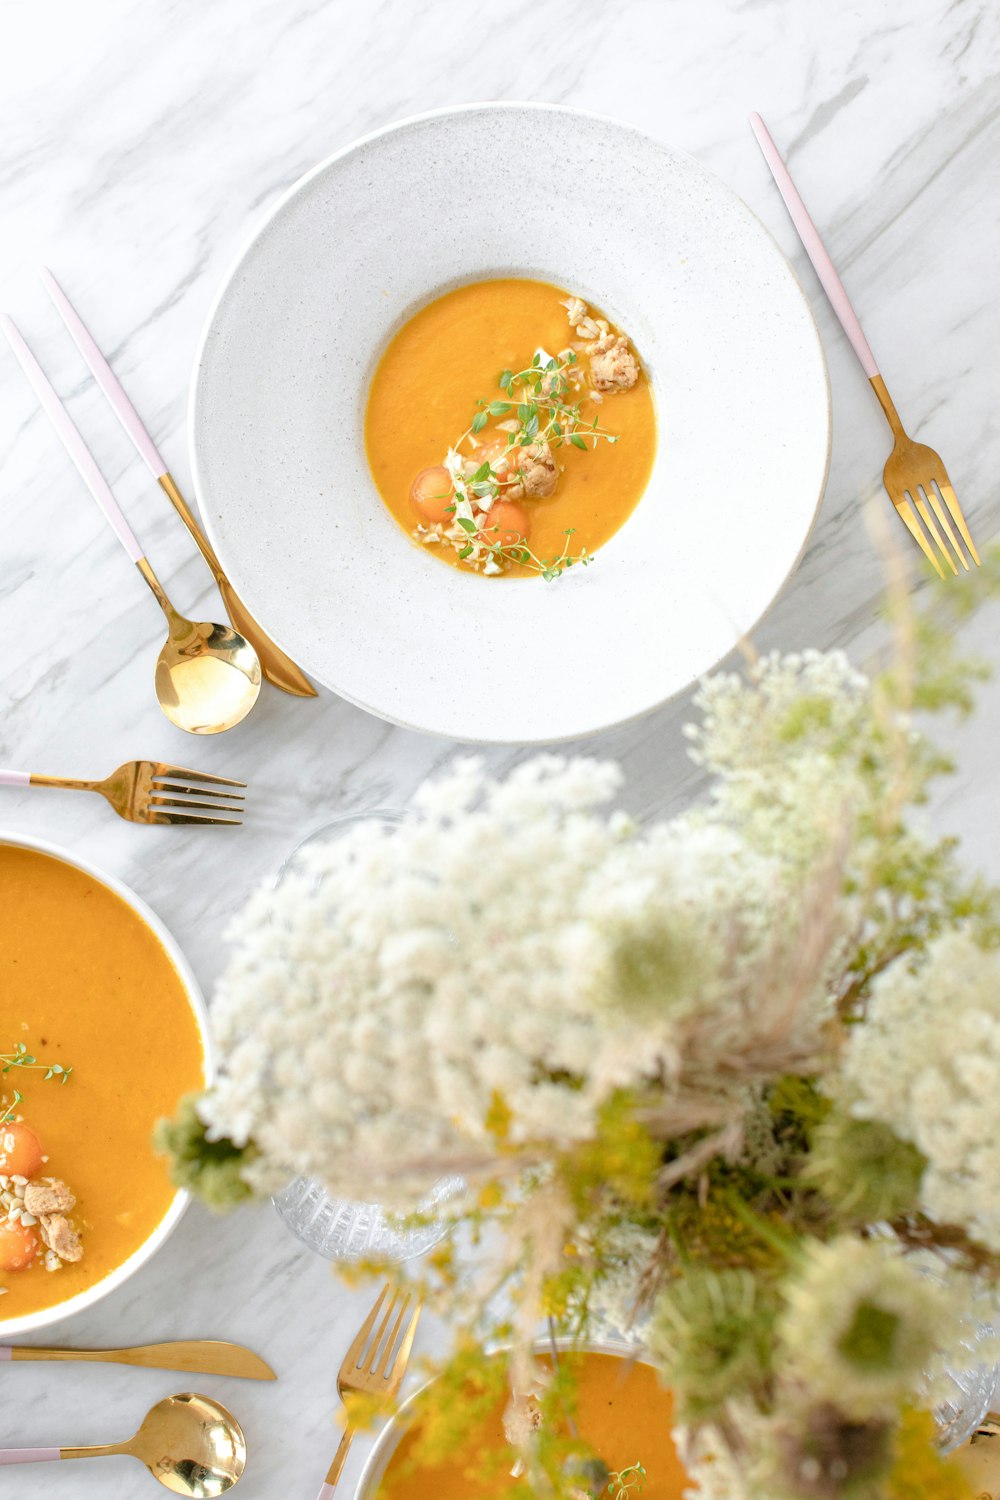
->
687 647 887 870
776 1236 971 1421
842 929 1000 1251
198 714 850 1204
579 1219 659 1347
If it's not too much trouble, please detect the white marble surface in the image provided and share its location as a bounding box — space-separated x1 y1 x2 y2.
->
1 1 998 1494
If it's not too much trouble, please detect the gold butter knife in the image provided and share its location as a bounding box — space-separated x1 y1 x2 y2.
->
1 1339 276 1380
40 267 318 699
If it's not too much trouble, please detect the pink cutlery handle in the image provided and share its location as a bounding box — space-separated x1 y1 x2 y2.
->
749 112 879 379
316 1484 337 1499
40 268 167 479
0 313 145 563
0 771 29 788
0 1448 61 1465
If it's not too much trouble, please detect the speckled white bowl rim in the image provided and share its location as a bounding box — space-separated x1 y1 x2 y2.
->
0 831 211 1340
189 101 832 743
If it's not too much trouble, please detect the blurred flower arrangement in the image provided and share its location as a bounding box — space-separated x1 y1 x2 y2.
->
159 568 1000 1499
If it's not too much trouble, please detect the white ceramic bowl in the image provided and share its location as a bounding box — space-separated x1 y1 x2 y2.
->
191 102 830 743
0 832 211 1338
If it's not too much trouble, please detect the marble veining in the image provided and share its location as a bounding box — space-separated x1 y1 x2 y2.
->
1 1 998 1494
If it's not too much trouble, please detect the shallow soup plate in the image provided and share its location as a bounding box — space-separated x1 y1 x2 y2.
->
191 102 831 743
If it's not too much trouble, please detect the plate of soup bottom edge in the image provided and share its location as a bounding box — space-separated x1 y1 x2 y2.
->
190 102 831 743
0 830 211 1338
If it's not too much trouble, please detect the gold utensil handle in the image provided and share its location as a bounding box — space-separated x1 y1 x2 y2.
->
159 473 225 579
158 472 318 699
59 1442 122 1461
27 774 99 794
9 1340 276 1380
322 1427 356 1492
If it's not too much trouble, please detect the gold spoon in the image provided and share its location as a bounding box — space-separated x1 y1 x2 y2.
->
0 1392 247 1495
0 315 262 734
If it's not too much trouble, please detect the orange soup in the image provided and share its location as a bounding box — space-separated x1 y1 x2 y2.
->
0 846 205 1320
366 279 657 579
377 1351 688 1499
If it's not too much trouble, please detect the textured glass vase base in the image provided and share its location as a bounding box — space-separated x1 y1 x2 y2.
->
936 1347 998 1454
272 1175 461 1263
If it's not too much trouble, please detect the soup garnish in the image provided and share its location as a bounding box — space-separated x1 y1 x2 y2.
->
0 1118 85 1280
366 279 656 580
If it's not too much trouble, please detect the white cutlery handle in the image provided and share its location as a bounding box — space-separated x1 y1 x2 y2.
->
0 1448 61 1465
0 770 30 788
749 112 880 379
40 268 167 479
0 313 145 563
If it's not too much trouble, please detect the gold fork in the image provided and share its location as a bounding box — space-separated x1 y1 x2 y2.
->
750 112 979 579
0 760 245 826
316 1284 421 1498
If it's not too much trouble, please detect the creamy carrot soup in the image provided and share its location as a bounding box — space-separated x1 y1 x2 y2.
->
378 1351 688 1499
366 279 656 579
0 846 205 1320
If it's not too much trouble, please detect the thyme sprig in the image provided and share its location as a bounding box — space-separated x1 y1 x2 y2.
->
2 1043 73 1085
1 1042 74 1123
608 1462 647 1497
485 527 593 581
0 1089 24 1130
458 351 620 456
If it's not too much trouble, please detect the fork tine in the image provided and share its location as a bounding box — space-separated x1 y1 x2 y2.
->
372 1293 411 1378
150 795 247 813
147 811 243 827
935 480 981 567
922 483 969 571
154 765 247 788
895 498 945 579
366 1290 404 1375
389 1301 422 1385
344 1285 390 1370
910 491 958 575
151 780 245 802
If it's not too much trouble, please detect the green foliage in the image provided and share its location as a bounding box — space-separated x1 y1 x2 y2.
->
154 1093 257 1211
808 1114 926 1226
838 1302 901 1371
650 1267 777 1421
562 1092 660 1212
603 918 707 1017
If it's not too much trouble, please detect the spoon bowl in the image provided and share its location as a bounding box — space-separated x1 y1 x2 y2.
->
154 612 262 735
127 1393 247 1496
